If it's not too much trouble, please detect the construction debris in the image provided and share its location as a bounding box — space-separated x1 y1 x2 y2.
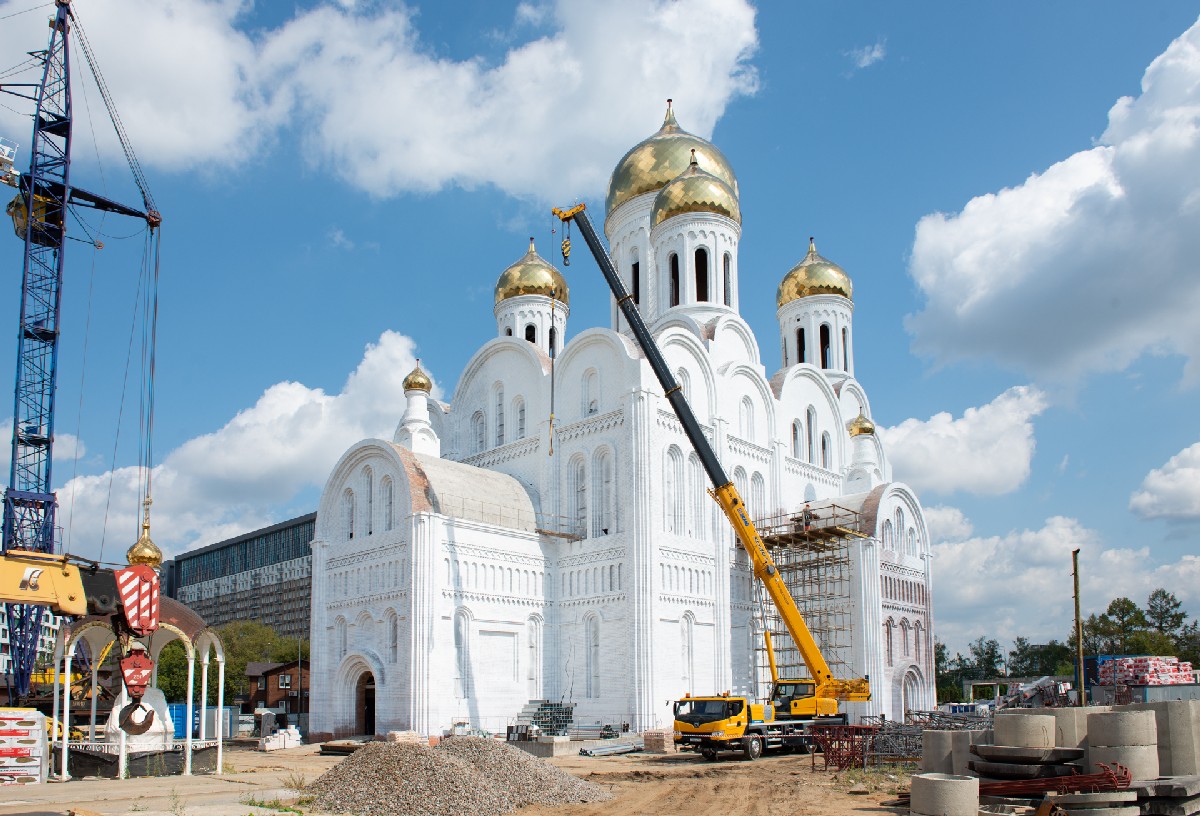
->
308 736 612 816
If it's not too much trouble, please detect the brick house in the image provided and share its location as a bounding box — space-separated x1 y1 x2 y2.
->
245 659 310 716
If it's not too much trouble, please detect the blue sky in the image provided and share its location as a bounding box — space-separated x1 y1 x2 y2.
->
0 1 1197 654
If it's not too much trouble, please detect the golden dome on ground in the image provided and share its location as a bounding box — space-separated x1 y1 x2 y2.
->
126 499 163 569
651 152 741 227
606 100 738 218
403 361 432 392
494 239 569 306
848 412 876 437
776 239 853 306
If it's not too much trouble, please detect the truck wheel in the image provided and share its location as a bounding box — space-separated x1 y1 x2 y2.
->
742 735 763 761
701 747 718 762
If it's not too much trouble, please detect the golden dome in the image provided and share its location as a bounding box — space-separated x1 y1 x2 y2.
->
848 412 876 437
403 361 432 392
126 499 163 569
606 100 738 218
651 152 741 227
776 239 853 306
494 238 569 306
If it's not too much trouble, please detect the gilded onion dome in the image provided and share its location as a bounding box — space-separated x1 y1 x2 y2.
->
403 361 432 392
848 411 876 437
776 238 854 306
494 238 569 306
126 498 163 569
606 100 738 218
651 152 741 227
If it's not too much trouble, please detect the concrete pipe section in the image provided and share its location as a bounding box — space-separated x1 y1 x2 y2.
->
1088 710 1159 780
993 714 1055 749
922 731 955 773
911 772 979 816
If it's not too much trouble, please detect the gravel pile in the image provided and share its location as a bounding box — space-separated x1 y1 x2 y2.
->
308 737 611 816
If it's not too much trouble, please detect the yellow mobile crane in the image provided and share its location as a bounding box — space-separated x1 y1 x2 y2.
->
553 205 869 760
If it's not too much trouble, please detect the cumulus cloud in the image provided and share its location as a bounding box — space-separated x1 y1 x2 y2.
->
846 40 886 70
923 505 974 543
932 513 1200 652
906 17 1200 383
0 0 758 202
879 386 1047 496
55 330 433 561
1130 441 1200 520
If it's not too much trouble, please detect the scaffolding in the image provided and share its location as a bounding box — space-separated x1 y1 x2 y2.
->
750 504 867 694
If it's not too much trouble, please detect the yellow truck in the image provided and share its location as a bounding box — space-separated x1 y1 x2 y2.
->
554 205 871 761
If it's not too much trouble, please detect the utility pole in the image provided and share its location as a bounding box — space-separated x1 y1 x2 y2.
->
1073 548 1084 706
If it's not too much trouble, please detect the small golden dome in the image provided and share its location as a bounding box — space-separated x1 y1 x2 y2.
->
403 361 432 392
651 152 741 227
606 100 738 218
126 499 163 569
777 238 854 306
848 412 876 437
494 238 569 306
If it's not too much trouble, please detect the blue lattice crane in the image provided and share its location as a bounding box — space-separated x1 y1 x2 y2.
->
1 0 160 698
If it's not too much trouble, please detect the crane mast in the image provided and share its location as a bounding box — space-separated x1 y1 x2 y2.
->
553 204 865 700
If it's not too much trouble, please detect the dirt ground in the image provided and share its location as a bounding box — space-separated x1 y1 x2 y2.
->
0 743 910 816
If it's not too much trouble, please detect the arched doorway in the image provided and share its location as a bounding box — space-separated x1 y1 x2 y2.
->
356 672 376 736
900 669 920 720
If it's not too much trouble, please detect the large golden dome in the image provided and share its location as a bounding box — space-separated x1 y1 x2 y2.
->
403 361 432 392
126 498 163 569
847 411 876 437
777 239 853 306
606 101 738 218
494 239 569 306
651 153 741 228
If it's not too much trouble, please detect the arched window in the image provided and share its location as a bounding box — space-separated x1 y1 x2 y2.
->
665 446 683 533
750 473 766 520
631 258 641 304
882 520 894 550
585 615 600 698
797 328 806 364
733 467 748 509
495 386 505 446
677 368 691 404
723 253 732 307
739 396 754 441
525 324 536 343
549 326 557 357
821 432 831 469
387 611 398 663
842 326 849 370
907 528 917 557
383 477 394 532
471 411 485 453
505 327 513 336
901 620 911 657
582 369 598 416
571 457 587 536
511 398 525 440
806 406 817 463
885 619 894 666
895 509 905 541
688 453 705 537
336 617 347 658
364 468 374 535
914 622 924 663
343 489 356 539
454 610 471 698
820 323 832 368
681 613 695 694
527 616 543 698
592 449 613 536
792 420 802 458
669 253 680 307
695 247 709 301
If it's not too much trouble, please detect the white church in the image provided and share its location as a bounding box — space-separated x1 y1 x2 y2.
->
308 103 934 739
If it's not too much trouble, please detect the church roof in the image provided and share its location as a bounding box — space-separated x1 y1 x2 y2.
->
395 445 537 532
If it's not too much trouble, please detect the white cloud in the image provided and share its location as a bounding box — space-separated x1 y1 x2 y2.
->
906 17 1200 383
56 330 433 561
923 505 974 543
0 0 758 202
846 39 886 70
932 513 1200 653
879 386 1047 496
1130 441 1200 520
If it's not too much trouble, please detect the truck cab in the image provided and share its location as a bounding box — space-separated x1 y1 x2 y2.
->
771 680 840 718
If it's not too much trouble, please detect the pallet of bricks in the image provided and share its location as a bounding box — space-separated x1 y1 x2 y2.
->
0 708 47 785
1098 656 1195 686
642 729 675 753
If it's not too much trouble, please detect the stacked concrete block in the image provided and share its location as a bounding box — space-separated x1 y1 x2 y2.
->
1051 790 1140 816
951 729 992 776
923 730 956 773
1117 700 1200 775
1050 705 1110 769
1088 710 1159 780
1129 775 1200 816
994 713 1056 748
910 772 978 816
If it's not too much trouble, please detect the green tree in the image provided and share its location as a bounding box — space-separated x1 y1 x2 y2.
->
1009 638 1073 677
1146 589 1187 638
1094 598 1150 654
969 636 1003 677
934 639 964 702
156 640 190 703
216 620 283 702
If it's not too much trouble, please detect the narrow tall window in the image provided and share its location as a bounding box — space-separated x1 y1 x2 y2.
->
797 328 806 364
572 458 587 536
688 453 704 536
495 386 505 446
364 468 374 535
472 411 485 453
842 327 849 370
383 477 394 531
582 370 598 416
454 611 470 698
750 473 766 520
592 450 613 536
806 407 817 463
669 253 680 306
343 489 355 539
549 327 557 357
665 447 683 533
631 260 640 305
695 247 709 302
681 614 694 694
792 420 802 458
388 613 398 663
527 616 542 698
723 253 731 306
820 323 832 368
821 433 831 469
740 397 754 441
515 399 526 439
885 621 894 666
677 368 690 403
586 616 600 698
525 324 536 343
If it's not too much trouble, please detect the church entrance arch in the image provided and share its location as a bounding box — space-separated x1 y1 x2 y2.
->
356 672 376 736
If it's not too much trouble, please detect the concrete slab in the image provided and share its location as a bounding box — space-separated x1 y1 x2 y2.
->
968 759 1081 779
1052 791 1139 804
971 744 1085 763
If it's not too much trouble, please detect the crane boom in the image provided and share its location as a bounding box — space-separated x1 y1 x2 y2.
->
554 204 865 701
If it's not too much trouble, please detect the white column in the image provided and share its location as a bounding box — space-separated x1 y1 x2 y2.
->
184 653 195 775
59 643 71 779
51 638 62 760
118 717 128 779
89 659 99 740
216 658 225 775
200 654 209 741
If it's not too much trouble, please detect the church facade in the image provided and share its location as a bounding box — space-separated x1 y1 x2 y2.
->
308 104 934 739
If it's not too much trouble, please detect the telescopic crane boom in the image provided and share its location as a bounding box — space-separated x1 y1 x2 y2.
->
552 204 869 706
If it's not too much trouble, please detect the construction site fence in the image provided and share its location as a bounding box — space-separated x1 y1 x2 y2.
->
809 710 995 772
